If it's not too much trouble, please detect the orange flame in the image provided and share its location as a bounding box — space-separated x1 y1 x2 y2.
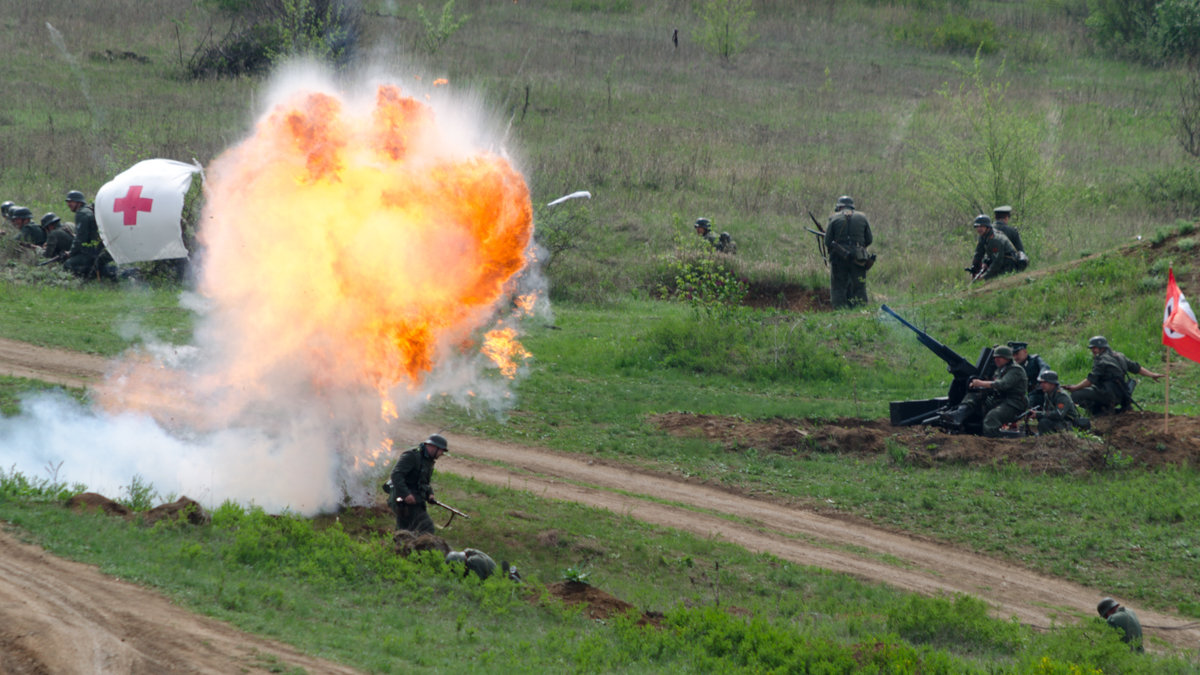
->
482 326 532 378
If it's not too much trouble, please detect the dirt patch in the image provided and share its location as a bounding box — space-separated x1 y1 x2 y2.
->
743 282 831 312
546 580 663 626
650 411 1200 474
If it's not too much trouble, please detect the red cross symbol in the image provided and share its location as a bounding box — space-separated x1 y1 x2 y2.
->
113 185 154 226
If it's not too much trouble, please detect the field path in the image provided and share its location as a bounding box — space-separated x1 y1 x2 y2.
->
1 336 1198 667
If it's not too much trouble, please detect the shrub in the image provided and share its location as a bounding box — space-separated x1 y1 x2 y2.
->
892 13 1000 55
1135 166 1200 218
695 0 757 62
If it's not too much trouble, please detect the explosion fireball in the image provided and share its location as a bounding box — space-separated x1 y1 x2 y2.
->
88 74 537 513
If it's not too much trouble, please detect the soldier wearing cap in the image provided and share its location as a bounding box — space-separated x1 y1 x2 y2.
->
39 213 74 262
993 205 1029 271
1065 336 1162 415
1008 341 1050 408
825 195 874 309
967 214 1018 280
1097 597 1143 651
387 433 449 534
1033 370 1079 434
942 345 1028 437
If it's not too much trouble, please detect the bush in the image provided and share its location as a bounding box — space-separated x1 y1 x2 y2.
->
1135 166 1200 218
892 13 1000 55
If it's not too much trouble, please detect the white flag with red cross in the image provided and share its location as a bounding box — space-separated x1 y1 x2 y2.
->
94 159 200 264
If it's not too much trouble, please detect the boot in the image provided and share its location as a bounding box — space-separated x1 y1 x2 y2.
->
939 404 971 427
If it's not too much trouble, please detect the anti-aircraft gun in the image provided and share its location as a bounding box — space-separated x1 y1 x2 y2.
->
881 305 995 434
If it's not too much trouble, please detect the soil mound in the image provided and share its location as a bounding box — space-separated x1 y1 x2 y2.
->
743 283 830 312
650 411 1200 474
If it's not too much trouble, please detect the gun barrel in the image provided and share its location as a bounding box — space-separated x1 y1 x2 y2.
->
881 305 976 378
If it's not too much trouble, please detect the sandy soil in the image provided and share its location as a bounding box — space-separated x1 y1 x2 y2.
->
1 336 1198 670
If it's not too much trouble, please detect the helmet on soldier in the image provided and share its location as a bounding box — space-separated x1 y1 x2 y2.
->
1037 370 1059 385
1097 597 1118 618
694 217 710 230
65 190 86 203
446 551 467 565
10 206 33 220
424 433 449 452
1088 336 1109 350
973 214 992 228
41 212 61 228
1 201 13 217
835 195 854 212
992 345 1013 360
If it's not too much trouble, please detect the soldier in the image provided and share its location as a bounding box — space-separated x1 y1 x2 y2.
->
446 548 497 580
993 206 1029 271
387 433 449 535
1097 597 1143 652
941 345 1028 437
693 217 735 253
1065 336 1162 416
64 189 116 281
1 201 15 233
1008 341 1050 408
10 207 45 246
825 195 874 309
39 213 74 262
966 214 1018 281
1033 371 1080 434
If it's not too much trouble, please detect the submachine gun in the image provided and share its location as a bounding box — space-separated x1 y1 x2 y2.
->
881 304 995 433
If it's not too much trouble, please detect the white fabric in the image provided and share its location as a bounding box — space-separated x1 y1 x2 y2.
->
94 159 199 264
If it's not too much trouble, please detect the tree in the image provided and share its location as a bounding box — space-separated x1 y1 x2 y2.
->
695 0 757 62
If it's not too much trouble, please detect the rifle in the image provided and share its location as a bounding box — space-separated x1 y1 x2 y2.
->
428 497 471 528
806 211 827 266
37 253 67 267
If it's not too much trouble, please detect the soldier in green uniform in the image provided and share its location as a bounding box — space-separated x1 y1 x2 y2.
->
64 189 116 281
941 345 1028 437
446 548 498 580
1065 336 1163 416
992 205 1028 270
1 201 15 234
11 206 46 246
1097 597 1143 652
1033 371 1079 434
693 217 735 253
825 195 874 309
1008 341 1051 409
967 215 1018 280
387 433 449 535
39 213 74 263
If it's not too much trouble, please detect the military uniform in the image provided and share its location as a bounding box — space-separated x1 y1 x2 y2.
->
826 209 873 309
975 230 1018 280
18 222 47 246
1106 608 1143 651
961 361 1028 437
65 203 108 279
1071 349 1143 415
389 444 439 534
1037 387 1078 434
1016 352 1051 408
42 227 74 261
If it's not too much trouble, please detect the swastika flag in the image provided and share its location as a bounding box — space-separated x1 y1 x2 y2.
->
1163 267 1200 364
95 159 200 264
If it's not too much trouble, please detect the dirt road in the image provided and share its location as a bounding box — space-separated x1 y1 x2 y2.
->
1 337 1197 670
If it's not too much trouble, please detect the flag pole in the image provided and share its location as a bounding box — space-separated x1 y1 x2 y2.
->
1164 347 1170 434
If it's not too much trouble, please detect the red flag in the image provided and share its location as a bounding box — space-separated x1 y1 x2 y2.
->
1163 267 1200 364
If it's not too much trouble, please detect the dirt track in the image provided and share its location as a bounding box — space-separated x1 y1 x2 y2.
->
1 337 1198 670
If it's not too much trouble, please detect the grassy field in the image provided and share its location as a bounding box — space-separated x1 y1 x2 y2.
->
3 0 1200 672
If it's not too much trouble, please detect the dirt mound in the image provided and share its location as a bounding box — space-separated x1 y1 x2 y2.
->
650 411 1200 474
392 530 451 556
743 283 830 312
546 580 663 625
143 497 210 526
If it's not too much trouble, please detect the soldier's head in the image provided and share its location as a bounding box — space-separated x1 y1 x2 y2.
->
1087 335 1109 354
1 201 13 220
421 433 449 458
992 344 1013 365
1037 370 1060 391
1007 341 1029 363
993 205 1013 222
1097 597 1119 618
973 214 992 235
40 212 61 230
10 206 33 227
65 190 87 212
835 195 854 212
693 217 711 235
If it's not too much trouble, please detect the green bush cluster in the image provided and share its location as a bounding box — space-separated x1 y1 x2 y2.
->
1136 166 1200 218
892 14 1000 54
1087 0 1200 63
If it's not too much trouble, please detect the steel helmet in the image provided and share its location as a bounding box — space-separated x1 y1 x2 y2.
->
694 217 710 229
992 345 1014 359
1037 370 1059 385
973 214 992 228
1097 597 1118 617
835 195 854 211
424 433 449 451
65 190 86 203
445 551 467 565
41 212 61 228
1 200 13 217
10 206 33 220
1088 336 1109 350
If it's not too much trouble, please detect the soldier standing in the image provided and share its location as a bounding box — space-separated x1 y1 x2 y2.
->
825 195 874 309
1065 336 1162 415
388 434 449 535
942 345 1028 437
967 215 1018 280
1033 371 1079 434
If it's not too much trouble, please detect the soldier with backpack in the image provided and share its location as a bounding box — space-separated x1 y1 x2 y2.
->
825 195 874 309
1065 336 1162 415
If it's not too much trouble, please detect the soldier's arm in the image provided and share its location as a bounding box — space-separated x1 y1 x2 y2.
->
390 453 417 500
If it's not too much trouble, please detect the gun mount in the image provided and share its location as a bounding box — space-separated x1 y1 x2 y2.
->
881 305 995 433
